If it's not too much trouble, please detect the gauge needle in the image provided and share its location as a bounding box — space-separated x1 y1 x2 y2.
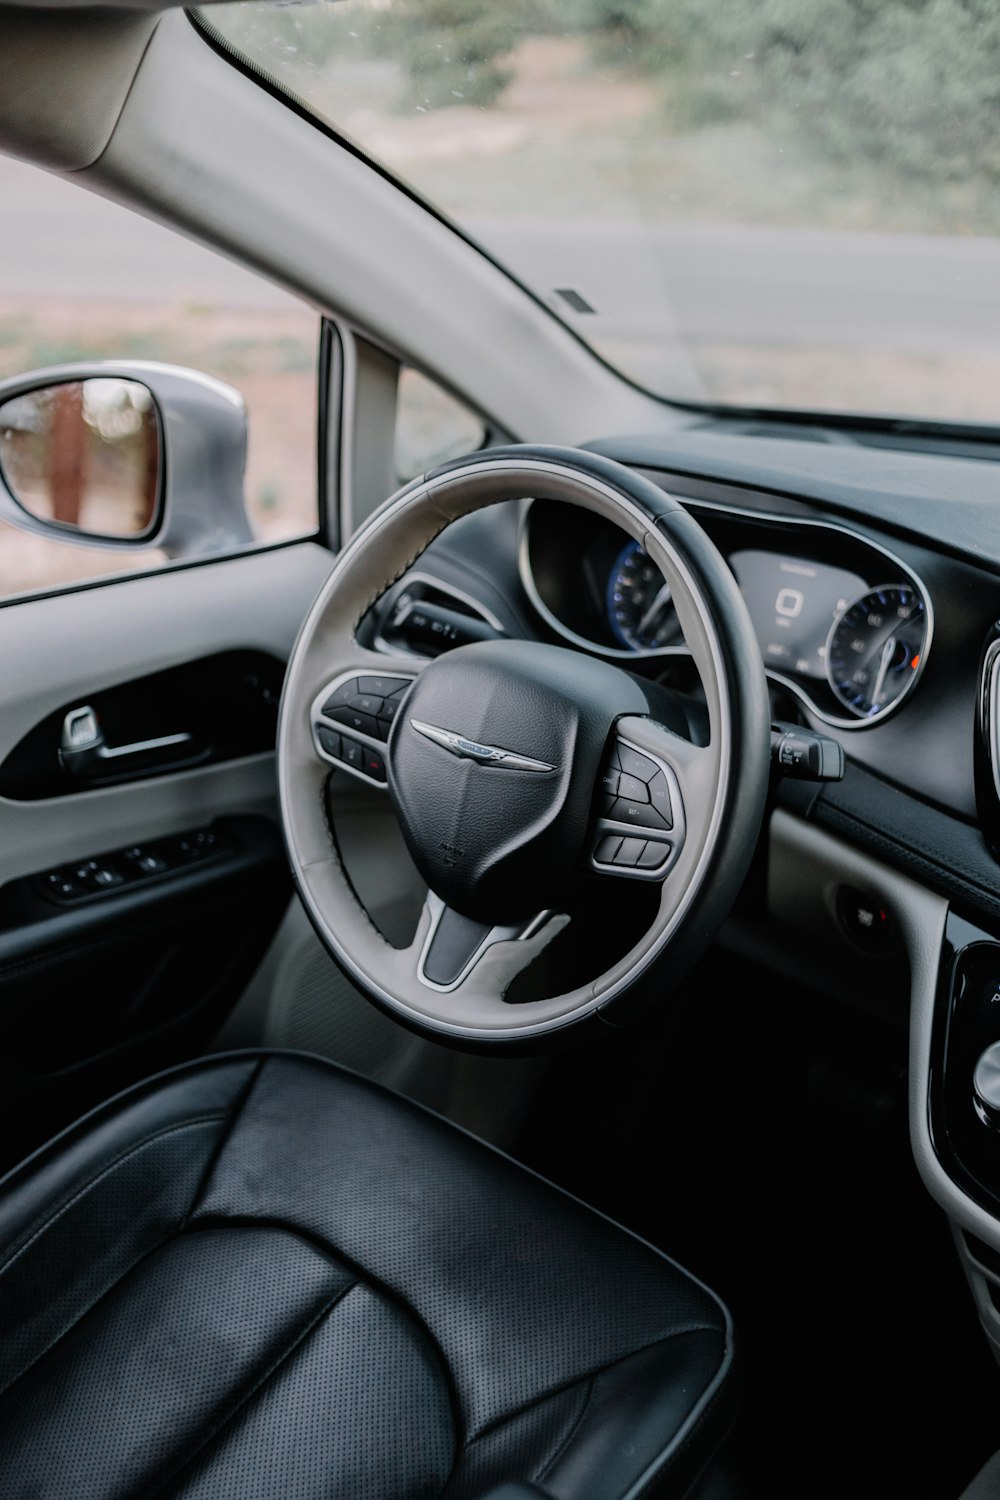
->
871 636 895 706
636 581 673 638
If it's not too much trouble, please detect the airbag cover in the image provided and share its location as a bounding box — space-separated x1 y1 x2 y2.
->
388 640 647 922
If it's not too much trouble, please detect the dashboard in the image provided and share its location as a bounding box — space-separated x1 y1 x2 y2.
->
519 498 932 730
368 437 1000 835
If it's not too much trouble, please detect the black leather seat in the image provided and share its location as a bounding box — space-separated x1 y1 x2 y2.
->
0 1051 736 1499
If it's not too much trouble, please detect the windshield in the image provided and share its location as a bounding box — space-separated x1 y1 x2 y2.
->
202 1 1000 427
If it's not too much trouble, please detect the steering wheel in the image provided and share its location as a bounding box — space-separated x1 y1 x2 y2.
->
277 445 770 1047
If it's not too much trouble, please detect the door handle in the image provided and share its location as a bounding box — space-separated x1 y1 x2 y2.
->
59 705 205 782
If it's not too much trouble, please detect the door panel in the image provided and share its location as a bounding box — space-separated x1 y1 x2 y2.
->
0 542 332 1166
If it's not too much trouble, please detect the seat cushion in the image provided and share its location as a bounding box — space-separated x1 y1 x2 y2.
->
0 1050 735 1499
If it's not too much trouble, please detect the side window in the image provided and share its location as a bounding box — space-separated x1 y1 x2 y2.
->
0 154 319 602
394 367 487 484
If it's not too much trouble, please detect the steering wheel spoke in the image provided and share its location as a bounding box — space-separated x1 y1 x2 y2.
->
413 892 565 996
310 658 421 788
588 714 713 882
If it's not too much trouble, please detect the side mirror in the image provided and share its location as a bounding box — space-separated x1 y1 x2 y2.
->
0 361 254 558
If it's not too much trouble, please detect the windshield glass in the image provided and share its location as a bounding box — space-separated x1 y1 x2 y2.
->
202 1 1000 427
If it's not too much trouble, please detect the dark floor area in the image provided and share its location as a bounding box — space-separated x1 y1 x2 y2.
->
513 945 1000 1500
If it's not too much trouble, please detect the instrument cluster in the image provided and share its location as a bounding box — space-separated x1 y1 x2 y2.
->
519 497 932 729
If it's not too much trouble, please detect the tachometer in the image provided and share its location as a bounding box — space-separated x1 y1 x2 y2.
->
606 539 680 650
826 584 928 720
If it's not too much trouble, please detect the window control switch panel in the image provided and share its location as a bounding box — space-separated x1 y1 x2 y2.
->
35 826 232 906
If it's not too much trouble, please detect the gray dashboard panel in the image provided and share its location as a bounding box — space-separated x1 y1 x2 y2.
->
586 430 1000 572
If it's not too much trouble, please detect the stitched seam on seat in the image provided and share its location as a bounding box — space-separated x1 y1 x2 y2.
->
0 1114 228 1280
534 1378 595 1483
182 1059 264 1232
0 1118 233 1406
191 1209 466 1455
198 1050 729 1339
464 1318 720 1445
627 1383 735 1500
617 1333 736 1500
143 1275 362 1500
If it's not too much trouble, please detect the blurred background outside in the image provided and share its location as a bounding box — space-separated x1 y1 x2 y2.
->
6 0 1000 596
212 0 1000 421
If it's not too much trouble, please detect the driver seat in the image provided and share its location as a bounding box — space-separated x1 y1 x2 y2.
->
0 1051 736 1499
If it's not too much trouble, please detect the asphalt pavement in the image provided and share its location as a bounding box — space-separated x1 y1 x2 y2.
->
4 153 1000 372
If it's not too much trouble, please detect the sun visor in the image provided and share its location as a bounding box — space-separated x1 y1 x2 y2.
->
0 7 158 170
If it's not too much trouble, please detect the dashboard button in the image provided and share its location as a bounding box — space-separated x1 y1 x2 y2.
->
338 737 364 770
378 698 401 728
612 836 645 866
647 772 674 829
321 678 359 715
361 746 387 783
617 744 657 782
638 840 671 869
124 849 169 876
316 726 341 758
974 1041 1000 1128
602 768 621 798
594 835 622 863
329 706 380 739
617 772 649 803
837 886 895 951
608 798 668 829
359 674 411 698
349 692 384 718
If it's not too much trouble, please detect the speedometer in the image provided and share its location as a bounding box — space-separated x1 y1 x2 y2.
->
606 539 680 651
826 584 929 720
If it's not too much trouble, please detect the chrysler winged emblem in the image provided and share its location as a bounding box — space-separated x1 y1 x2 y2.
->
409 719 555 773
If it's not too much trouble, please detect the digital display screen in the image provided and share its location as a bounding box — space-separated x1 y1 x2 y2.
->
729 550 867 680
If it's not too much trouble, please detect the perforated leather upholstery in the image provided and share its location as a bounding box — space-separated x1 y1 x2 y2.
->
0 1051 735 1498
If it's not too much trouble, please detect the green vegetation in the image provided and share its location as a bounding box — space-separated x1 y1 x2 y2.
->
367 0 521 109
204 0 1000 224
566 0 1000 184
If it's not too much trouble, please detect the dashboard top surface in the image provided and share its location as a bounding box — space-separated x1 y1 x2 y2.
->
585 428 1000 572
